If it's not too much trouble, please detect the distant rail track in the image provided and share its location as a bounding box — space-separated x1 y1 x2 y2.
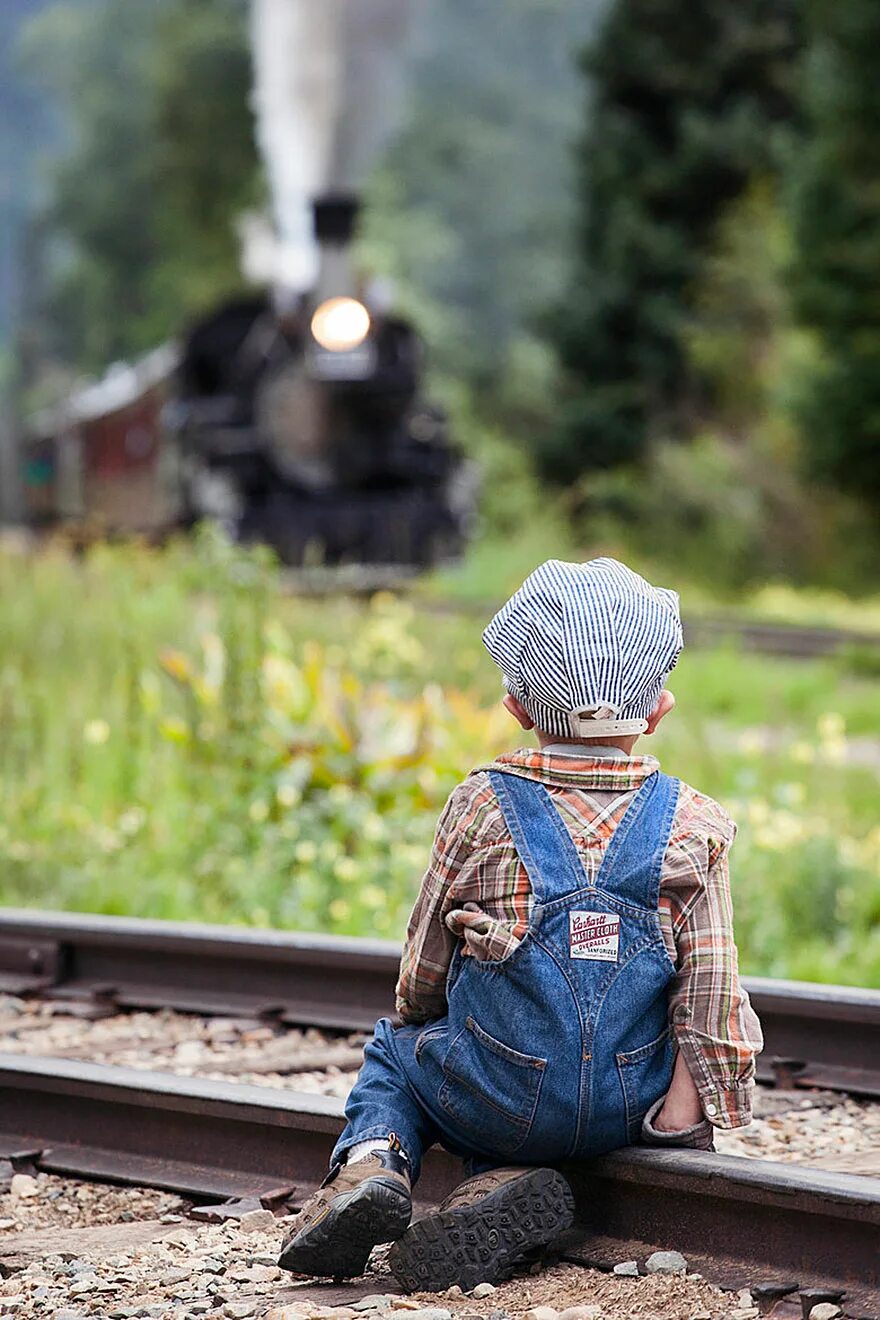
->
283 570 880 661
0 910 878 1307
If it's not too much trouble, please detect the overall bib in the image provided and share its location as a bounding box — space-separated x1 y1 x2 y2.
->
333 768 680 1182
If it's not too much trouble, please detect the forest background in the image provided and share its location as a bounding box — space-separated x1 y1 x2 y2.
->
1 0 879 984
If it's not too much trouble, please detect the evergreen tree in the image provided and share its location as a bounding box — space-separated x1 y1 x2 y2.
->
791 0 880 509
363 0 603 388
21 0 259 372
147 1 263 326
546 0 800 481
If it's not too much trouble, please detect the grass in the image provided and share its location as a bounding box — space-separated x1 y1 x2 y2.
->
0 530 878 985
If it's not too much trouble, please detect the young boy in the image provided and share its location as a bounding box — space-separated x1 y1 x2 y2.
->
279 558 762 1290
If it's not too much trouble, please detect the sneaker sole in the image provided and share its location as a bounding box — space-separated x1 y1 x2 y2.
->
388 1166 575 1293
278 1177 412 1279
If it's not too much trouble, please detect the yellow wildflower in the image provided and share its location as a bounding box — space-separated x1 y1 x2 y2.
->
83 719 111 745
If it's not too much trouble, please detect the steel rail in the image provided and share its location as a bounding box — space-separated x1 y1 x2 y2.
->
680 614 880 659
0 1054 876 1309
0 909 878 1097
281 573 880 661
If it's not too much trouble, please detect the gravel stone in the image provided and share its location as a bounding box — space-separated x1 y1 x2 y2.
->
198 1257 226 1274
525 1308 560 1320
559 1308 602 1320
160 1268 191 1285
9 1175 38 1200
808 1308 841 1320
68 1279 98 1294
352 1298 398 1312
223 1304 258 1318
238 1208 276 1233
471 1284 496 1298
612 1261 639 1277
644 1250 688 1275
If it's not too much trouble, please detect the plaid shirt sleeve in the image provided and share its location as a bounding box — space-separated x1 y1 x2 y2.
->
663 791 764 1129
395 780 483 1023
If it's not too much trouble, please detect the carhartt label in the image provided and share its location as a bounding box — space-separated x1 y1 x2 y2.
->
569 911 620 962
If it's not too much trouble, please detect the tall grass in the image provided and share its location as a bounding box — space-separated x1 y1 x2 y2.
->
0 531 877 984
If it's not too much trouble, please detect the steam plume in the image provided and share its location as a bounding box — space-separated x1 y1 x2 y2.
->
249 0 413 292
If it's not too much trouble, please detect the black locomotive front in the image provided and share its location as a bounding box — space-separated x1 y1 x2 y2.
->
169 198 473 568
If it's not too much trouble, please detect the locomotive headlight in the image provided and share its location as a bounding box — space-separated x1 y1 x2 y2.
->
310 297 371 352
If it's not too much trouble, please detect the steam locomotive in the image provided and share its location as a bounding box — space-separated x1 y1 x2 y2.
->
23 198 474 568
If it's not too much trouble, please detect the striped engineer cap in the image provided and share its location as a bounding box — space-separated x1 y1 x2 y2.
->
483 558 683 738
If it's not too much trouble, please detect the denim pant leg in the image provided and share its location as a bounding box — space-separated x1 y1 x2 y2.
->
331 1018 441 1183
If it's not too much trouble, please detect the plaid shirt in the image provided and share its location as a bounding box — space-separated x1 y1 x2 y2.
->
395 747 762 1129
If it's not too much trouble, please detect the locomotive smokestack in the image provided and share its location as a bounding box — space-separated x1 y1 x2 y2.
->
313 193 361 302
313 194 360 246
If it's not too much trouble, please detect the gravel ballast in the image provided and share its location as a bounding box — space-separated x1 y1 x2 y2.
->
0 1171 742 1320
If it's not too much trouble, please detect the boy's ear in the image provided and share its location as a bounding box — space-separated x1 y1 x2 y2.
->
503 693 535 730
645 689 675 735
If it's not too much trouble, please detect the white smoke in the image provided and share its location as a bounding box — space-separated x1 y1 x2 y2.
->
248 0 414 293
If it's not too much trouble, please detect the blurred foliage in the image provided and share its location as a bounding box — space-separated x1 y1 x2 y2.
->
361 0 602 397
0 0 60 350
0 533 878 982
546 0 801 482
19 0 260 371
572 185 880 590
790 0 880 512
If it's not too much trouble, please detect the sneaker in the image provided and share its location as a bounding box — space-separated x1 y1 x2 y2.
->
388 1165 575 1292
278 1148 412 1279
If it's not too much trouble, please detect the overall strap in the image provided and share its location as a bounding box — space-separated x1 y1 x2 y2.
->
593 769 680 910
489 770 589 904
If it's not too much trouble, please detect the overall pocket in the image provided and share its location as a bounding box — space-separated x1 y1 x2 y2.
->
438 1015 547 1155
616 1027 674 1143
414 1023 448 1065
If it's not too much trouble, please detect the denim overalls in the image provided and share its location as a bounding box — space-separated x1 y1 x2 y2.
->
333 767 680 1181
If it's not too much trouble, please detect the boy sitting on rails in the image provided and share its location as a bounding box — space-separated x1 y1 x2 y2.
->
279 558 762 1290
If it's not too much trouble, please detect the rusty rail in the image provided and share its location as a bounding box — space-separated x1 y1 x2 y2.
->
0 1053 875 1309
0 909 878 1097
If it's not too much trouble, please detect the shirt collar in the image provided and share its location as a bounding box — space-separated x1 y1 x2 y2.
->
540 742 632 759
477 746 660 790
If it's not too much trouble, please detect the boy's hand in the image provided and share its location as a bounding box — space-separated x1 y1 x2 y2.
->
446 905 494 959
641 1095 715 1150
641 1049 715 1150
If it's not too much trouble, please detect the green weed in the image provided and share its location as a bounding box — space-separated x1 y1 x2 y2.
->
0 532 877 985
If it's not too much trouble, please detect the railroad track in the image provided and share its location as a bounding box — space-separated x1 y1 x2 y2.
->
0 1053 876 1309
1 909 877 1098
0 910 877 1308
282 572 880 661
